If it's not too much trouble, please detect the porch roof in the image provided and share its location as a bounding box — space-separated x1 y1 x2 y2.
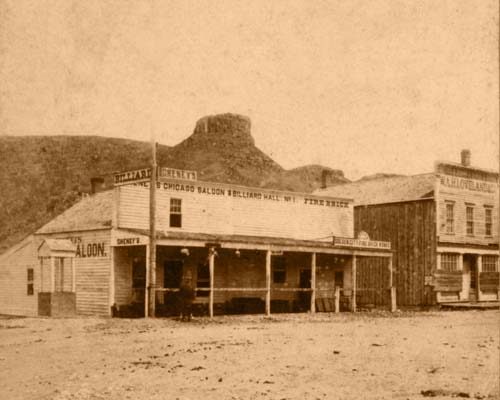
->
120 228 392 257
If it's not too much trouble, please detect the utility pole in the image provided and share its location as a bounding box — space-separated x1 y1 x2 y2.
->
148 136 157 318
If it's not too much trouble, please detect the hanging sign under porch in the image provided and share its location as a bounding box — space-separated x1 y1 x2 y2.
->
114 167 197 186
332 234 391 250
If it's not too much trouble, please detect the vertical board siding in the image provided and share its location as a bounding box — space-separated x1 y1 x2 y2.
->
0 238 38 316
356 257 389 306
355 199 436 306
118 183 354 240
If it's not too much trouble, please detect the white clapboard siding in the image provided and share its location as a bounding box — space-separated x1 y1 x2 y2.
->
46 230 111 316
0 236 38 316
118 183 353 240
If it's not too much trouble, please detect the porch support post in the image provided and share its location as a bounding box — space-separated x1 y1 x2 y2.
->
458 253 464 300
351 253 357 312
145 244 150 318
40 258 44 292
477 255 482 301
334 286 340 313
209 247 215 318
71 257 76 292
108 248 114 309
265 250 271 316
50 257 55 293
389 255 396 312
310 253 316 313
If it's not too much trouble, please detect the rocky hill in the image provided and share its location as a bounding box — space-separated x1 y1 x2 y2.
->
0 113 348 253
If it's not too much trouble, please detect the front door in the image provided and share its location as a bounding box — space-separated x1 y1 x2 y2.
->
462 255 477 301
298 269 311 311
132 257 146 304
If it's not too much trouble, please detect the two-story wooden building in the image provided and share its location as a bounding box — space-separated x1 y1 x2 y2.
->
316 150 499 307
0 169 393 317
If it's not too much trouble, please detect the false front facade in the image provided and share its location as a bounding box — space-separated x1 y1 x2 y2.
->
0 172 393 317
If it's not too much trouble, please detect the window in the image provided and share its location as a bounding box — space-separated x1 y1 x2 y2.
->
485 207 493 237
54 257 65 292
27 268 34 296
196 262 210 297
445 202 454 234
272 256 286 283
482 256 498 272
169 198 182 228
441 253 459 271
334 271 344 288
466 205 474 236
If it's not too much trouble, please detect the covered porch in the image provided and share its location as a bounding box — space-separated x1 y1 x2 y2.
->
110 230 394 318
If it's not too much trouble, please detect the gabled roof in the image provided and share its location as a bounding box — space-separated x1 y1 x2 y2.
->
37 191 113 234
314 173 436 206
38 238 76 253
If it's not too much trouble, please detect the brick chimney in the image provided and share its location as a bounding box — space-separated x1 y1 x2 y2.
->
321 170 330 189
461 149 471 167
90 177 105 194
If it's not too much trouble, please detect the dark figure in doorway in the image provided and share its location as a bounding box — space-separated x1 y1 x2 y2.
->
178 274 195 321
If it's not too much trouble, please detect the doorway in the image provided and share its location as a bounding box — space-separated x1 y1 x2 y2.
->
163 260 184 315
462 254 478 301
131 257 146 304
298 269 312 311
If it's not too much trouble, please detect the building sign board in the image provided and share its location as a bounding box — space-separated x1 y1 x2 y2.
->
114 167 197 186
129 180 352 209
439 175 496 194
158 167 197 181
114 168 152 186
333 236 391 250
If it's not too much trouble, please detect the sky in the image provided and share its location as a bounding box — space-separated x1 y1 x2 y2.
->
0 0 498 179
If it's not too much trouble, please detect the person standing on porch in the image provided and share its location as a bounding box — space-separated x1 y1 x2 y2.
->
178 271 195 321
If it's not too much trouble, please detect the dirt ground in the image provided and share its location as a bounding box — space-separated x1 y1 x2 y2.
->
0 310 498 400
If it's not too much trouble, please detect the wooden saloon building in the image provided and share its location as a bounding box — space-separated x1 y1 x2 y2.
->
316 150 499 307
0 168 393 318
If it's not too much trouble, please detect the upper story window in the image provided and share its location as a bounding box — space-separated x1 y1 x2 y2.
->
169 198 182 228
484 206 493 237
466 205 474 236
445 202 454 234
54 257 66 292
440 253 459 272
482 255 498 272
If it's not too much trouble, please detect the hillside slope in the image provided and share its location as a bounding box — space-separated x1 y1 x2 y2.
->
0 113 349 253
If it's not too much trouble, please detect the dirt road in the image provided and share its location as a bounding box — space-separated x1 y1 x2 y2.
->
0 310 498 399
